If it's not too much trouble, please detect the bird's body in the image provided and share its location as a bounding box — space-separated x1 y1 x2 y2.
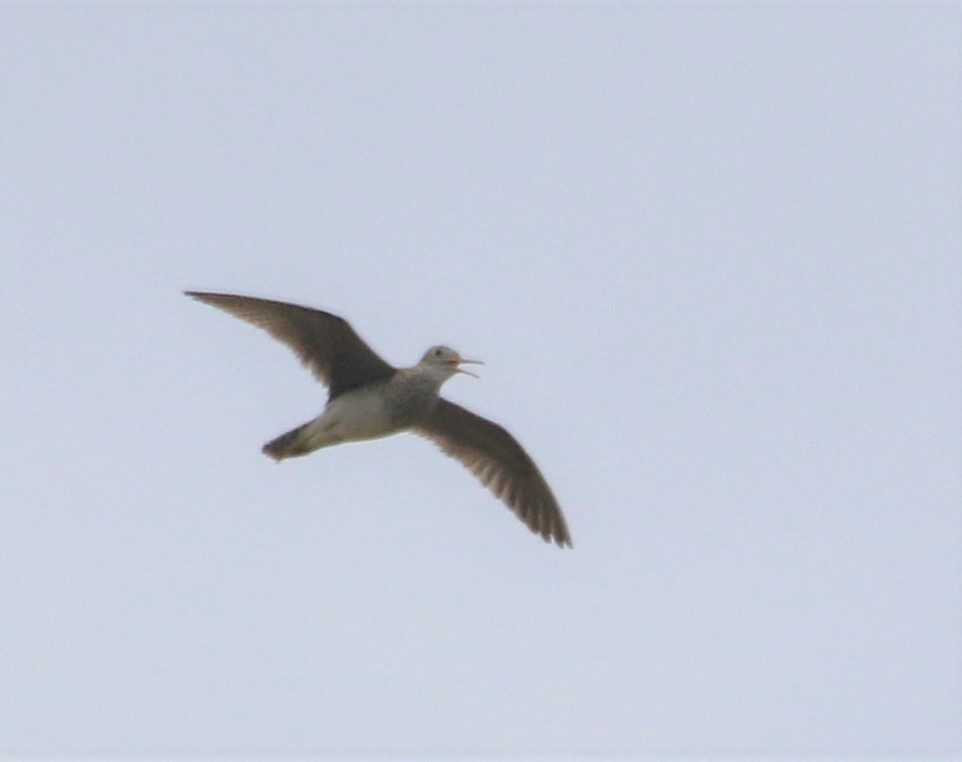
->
264 367 444 458
185 291 571 547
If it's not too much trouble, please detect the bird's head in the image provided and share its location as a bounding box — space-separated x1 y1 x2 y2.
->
420 345 483 379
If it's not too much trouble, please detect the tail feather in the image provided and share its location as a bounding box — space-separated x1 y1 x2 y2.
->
262 422 314 460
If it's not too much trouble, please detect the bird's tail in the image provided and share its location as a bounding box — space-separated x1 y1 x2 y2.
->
262 422 315 461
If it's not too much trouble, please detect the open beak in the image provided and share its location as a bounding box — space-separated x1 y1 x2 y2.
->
455 357 483 378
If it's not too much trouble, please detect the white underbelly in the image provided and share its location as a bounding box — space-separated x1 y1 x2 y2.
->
307 388 398 445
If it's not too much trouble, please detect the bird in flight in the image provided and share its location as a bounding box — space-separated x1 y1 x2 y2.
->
185 292 571 547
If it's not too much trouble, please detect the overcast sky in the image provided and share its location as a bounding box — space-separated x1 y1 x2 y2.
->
1 3 960 758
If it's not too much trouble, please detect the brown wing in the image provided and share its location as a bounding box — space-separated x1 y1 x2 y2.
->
416 398 571 548
185 292 396 399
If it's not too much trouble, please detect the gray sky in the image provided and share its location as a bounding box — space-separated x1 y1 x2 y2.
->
1 3 960 757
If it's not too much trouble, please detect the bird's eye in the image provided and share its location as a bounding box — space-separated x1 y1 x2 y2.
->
434 348 442 357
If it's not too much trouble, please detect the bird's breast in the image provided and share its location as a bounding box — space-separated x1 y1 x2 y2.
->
383 374 441 429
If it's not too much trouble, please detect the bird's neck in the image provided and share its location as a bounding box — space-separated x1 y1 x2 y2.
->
400 363 454 392
382 365 450 427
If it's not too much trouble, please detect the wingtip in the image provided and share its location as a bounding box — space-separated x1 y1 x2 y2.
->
550 531 573 549
184 290 226 300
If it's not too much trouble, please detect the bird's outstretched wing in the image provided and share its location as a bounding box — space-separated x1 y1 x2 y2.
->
185 292 396 399
416 398 571 547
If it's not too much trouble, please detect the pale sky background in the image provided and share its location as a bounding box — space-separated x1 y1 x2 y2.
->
1 3 960 758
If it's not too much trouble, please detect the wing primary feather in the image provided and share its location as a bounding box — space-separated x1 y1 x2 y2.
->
184 291 396 398
416 398 571 548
